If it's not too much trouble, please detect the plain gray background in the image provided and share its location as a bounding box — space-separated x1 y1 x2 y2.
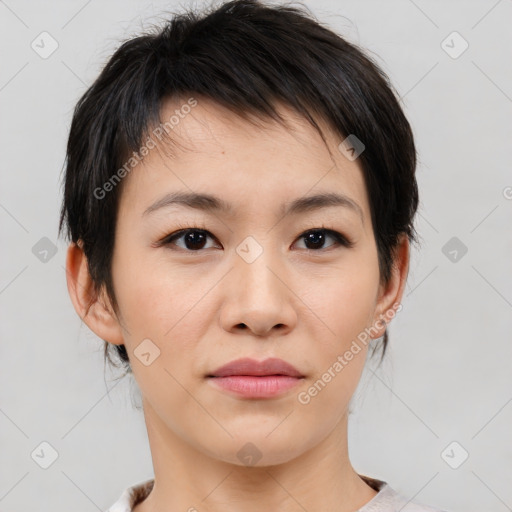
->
1 0 511 510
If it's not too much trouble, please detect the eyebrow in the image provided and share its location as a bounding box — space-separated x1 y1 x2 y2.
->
143 190 364 223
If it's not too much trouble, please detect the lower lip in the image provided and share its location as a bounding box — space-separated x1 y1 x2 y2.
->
208 375 302 398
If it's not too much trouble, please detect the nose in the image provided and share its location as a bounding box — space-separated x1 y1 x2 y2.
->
219 246 298 338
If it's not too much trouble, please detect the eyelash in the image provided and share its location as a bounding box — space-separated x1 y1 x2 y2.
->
156 224 354 252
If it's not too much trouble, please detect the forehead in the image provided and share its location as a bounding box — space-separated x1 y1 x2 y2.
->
118 97 370 225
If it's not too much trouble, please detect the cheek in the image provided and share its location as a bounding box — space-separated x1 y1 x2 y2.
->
296 257 379 345
114 263 205 415
112 252 217 356
113 247 176 322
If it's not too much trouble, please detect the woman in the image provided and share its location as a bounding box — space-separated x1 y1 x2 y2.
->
60 1 448 510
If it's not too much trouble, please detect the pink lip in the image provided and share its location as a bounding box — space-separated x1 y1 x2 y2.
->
207 357 304 398
208 357 303 378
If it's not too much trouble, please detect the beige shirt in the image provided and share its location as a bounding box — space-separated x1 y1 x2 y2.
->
106 475 448 511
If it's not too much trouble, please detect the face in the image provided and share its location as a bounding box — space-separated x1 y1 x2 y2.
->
93 98 403 466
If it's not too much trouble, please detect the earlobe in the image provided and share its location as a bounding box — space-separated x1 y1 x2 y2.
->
371 234 410 339
65 242 124 346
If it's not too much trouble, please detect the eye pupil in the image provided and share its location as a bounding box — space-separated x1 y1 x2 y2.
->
185 231 207 250
304 230 325 250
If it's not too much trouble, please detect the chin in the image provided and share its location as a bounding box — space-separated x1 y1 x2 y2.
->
204 433 308 468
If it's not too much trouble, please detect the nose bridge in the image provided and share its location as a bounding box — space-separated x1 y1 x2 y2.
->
219 234 297 335
234 234 284 303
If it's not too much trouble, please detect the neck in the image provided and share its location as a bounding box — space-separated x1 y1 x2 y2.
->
133 398 377 512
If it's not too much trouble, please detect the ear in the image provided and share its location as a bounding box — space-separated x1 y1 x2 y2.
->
65 242 124 345
369 234 410 339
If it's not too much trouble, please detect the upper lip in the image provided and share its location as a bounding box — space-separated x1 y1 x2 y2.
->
208 357 303 378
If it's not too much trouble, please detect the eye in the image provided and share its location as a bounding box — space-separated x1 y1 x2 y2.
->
158 227 353 252
294 228 353 251
160 229 219 251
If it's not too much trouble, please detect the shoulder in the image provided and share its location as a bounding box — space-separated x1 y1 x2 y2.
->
107 476 450 512
106 479 154 512
358 476 449 512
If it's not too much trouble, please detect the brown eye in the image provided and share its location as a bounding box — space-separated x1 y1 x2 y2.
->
295 229 353 250
162 229 218 251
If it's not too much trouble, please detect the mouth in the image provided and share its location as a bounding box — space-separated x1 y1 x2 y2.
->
206 357 305 398
207 357 304 378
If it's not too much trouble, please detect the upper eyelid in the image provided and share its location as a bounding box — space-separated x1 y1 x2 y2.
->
161 227 351 247
165 227 342 238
